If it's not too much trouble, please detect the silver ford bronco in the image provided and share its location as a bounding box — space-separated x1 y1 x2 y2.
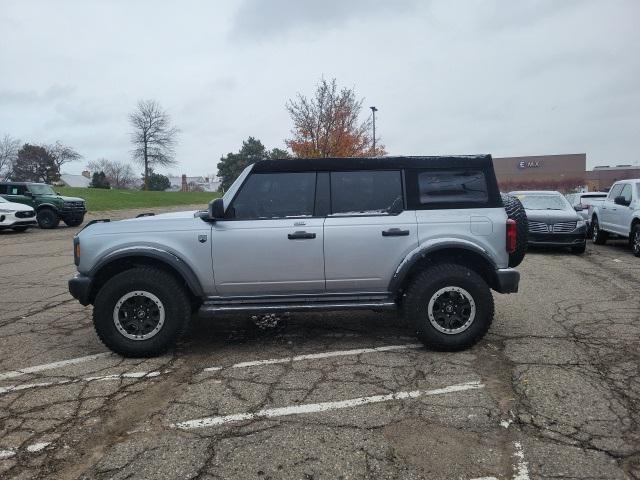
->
69 156 526 357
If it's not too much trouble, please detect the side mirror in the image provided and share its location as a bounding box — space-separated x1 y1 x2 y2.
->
614 196 630 206
208 198 225 220
574 205 584 212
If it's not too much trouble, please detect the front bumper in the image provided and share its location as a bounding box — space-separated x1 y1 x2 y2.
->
528 231 586 246
495 268 520 294
60 206 86 220
68 274 92 305
0 211 38 229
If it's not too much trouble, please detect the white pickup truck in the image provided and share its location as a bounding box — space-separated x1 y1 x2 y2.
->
590 179 640 256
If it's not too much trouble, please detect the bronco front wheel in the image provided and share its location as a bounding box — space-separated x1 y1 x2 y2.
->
93 267 190 357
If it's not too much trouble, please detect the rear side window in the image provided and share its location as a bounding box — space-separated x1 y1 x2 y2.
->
417 170 488 206
8 184 27 195
330 170 403 215
229 172 316 220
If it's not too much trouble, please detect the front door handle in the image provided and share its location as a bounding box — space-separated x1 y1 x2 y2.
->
288 231 316 240
382 228 410 237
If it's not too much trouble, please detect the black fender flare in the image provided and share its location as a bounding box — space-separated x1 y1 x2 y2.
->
388 240 498 294
36 203 59 213
89 244 204 297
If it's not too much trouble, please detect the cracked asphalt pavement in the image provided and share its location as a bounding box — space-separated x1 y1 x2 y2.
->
1 206 639 479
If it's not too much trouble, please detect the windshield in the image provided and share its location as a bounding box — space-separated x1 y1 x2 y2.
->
518 194 569 210
28 184 56 195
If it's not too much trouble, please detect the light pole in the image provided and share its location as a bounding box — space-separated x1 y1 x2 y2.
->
370 106 378 155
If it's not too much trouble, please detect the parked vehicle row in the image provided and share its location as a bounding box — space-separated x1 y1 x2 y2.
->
0 181 86 232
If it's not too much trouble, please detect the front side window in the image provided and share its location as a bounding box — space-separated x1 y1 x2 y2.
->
620 184 632 203
418 170 488 206
229 172 316 220
28 184 56 195
330 170 403 215
608 184 623 200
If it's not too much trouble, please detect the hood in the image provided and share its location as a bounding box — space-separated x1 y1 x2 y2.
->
525 208 580 223
120 210 201 222
0 200 34 211
35 193 85 202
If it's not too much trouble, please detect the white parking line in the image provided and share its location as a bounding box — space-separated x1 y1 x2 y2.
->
172 380 483 429
0 449 15 460
203 344 423 372
0 352 112 380
0 371 165 395
513 441 530 480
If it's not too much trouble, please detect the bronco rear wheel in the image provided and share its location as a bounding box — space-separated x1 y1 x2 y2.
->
501 194 528 267
403 263 494 351
93 267 190 357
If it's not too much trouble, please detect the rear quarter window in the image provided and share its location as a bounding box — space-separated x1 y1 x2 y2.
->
406 169 494 209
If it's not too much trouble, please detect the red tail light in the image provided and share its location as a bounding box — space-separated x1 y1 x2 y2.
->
506 219 517 253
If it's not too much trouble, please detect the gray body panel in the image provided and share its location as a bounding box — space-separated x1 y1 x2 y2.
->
211 217 325 295
324 211 418 292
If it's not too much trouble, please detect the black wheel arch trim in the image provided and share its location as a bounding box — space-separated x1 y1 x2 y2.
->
36 203 60 213
88 245 205 298
388 241 500 294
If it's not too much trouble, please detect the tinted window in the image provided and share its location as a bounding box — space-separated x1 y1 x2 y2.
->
418 170 488 205
330 170 403 215
608 184 623 200
8 184 27 195
620 184 632 203
229 172 316 220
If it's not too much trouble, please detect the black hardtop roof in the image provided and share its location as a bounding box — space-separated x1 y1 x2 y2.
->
252 155 493 173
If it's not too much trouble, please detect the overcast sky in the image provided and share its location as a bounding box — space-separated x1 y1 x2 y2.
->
1 0 639 176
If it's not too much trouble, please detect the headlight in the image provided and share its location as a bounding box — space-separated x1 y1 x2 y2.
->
577 220 586 228
0 209 16 213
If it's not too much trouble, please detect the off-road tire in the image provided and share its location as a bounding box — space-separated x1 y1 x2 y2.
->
501 193 528 267
571 243 586 254
64 216 84 227
403 263 494 351
591 216 608 245
12 226 29 232
93 267 190 357
631 224 640 257
37 208 60 229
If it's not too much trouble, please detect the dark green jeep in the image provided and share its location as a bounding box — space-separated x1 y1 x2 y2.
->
0 182 86 228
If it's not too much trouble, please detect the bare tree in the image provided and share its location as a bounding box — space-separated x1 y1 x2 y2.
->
87 158 137 189
0 134 20 179
46 141 82 171
129 99 179 190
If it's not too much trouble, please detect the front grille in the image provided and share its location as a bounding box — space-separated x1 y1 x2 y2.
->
15 210 35 218
63 202 85 211
528 221 549 233
552 221 577 233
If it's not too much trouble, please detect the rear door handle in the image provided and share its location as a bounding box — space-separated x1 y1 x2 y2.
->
288 231 316 240
382 228 410 237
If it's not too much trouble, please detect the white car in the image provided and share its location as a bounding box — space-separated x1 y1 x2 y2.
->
0 196 37 232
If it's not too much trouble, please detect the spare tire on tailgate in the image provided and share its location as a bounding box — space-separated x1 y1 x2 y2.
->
501 193 528 268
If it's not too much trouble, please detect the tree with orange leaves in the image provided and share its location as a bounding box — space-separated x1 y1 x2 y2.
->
285 78 385 158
